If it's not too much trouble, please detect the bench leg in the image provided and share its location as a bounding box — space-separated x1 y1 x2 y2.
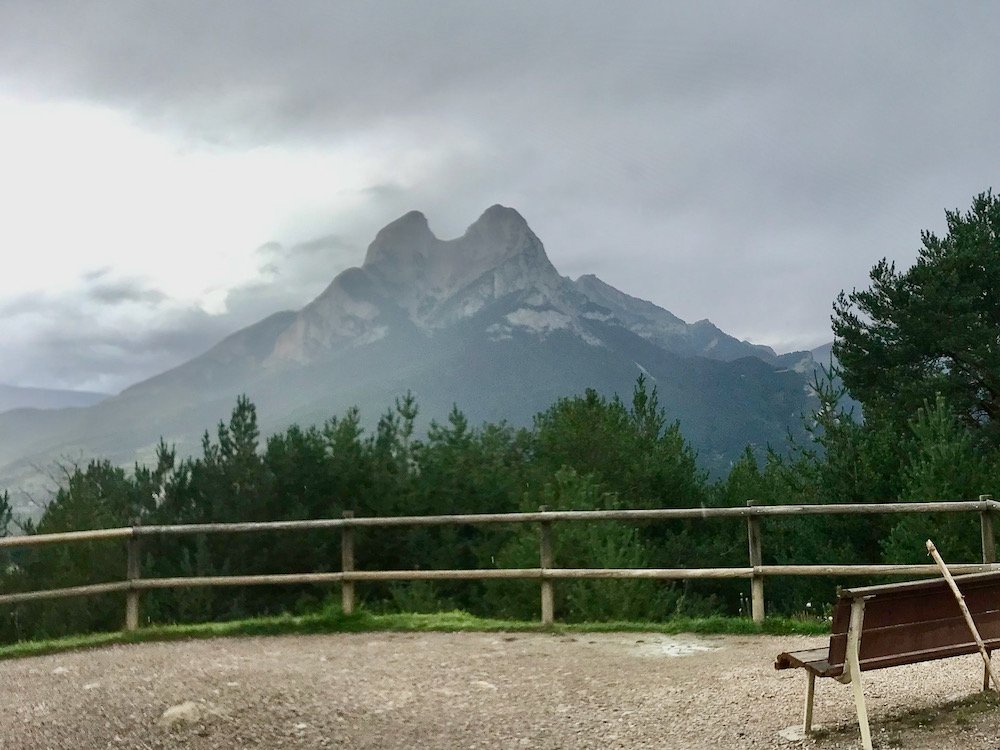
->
848 662 872 750
802 671 816 734
986 648 992 692
846 597 873 750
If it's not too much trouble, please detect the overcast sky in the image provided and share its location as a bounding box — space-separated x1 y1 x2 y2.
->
1 2 998 393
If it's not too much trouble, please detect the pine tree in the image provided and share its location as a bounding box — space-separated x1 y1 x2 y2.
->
834 190 1000 441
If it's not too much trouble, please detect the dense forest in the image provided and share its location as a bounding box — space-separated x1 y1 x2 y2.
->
1 191 999 643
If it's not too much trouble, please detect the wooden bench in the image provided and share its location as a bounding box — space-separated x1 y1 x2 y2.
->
775 571 1000 750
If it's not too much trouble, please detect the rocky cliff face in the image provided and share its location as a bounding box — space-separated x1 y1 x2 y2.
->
268 205 592 364
363 205 561 316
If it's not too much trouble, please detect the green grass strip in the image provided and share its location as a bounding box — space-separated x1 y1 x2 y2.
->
0 610 828 661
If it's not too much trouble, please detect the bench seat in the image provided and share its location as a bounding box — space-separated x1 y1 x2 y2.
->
774 647 840 677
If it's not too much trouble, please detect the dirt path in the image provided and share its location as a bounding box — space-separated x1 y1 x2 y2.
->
0 631 997 749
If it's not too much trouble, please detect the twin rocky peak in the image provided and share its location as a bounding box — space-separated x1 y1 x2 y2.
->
268 205 800 368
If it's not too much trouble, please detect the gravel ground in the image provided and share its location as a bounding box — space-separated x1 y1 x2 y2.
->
0 631 998 749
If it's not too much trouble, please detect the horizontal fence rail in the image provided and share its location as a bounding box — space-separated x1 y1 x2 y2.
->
3 500 998 549
0 498 997 627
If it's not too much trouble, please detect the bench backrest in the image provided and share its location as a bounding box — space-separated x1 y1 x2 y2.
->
826 572 1000 672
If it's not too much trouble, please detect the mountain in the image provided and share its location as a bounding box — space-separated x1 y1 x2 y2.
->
0 384 108 414
0 205 820 516
810 342 835 368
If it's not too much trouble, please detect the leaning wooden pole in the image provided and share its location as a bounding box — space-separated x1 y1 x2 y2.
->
926 539 1000 691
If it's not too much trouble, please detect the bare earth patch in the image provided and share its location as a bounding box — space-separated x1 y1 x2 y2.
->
0 631 997 749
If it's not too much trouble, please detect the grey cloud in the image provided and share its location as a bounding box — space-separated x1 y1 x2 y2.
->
81 266 112 282
361 184 409 204
85 279 168 306
0 293 41 319
0 290 233 393
4 276 168 313
289 235 353 256
224 234 360 322
254 242 282 256
3 1 1000 384
256 234 354 261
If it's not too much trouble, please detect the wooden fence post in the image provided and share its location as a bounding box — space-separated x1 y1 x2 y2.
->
747 500 764 623
980 495 996 565
341 510 355 615
539 505 554 625
125 523 141 632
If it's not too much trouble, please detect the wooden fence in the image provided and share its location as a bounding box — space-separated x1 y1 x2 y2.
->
0 497 996 629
